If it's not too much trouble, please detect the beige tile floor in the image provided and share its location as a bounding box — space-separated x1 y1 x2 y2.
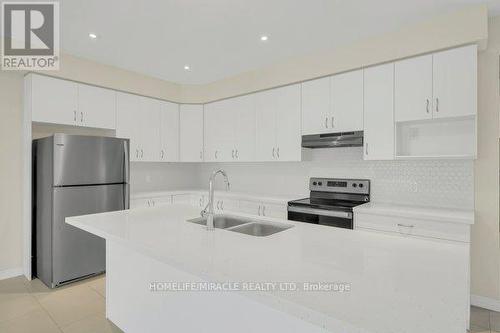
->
0 275 499 333
0 274 122 333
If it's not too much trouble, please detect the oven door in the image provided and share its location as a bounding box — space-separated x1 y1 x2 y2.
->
287 206 353 229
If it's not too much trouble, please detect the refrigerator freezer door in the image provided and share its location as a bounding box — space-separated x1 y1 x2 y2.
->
53 134 129 186
52 184 128 286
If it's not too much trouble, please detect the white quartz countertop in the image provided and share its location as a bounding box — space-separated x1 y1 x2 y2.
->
354 202 474 225
67 204 469 333
131 189 300 204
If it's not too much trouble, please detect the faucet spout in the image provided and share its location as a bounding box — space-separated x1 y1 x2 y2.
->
201 169 230 230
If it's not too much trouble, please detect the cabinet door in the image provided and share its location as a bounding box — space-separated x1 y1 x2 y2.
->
204 99 232 162
262 202 287 219
220 198 239 212
432 45 477 119
30 74 78 126
238 200 262 216
331 70 363 132
116 92 142 162
301 77 330 135
190 194 206 208
394 54 433 122
172 194 191 204
180 104 204 162
233 94 256 161
139 97 161 162
275 84 302 161
363 63 395 160
130 198 150 209
77 84 116 129
151 196 172 207
159 101 179 162
255 90 277 161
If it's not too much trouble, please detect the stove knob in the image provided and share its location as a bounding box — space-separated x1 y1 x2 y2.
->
318 182 323 186
352 183 357 187
359 183 364 188
312 182 317 186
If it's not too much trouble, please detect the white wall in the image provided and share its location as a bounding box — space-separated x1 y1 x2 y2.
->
198 148 474 209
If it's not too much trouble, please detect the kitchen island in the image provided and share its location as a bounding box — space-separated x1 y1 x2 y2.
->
67 204 469 333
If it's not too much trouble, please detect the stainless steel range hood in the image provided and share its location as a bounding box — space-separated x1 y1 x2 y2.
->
302 131 364 149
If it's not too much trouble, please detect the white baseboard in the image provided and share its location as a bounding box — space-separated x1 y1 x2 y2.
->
471 294 500 312
0 267 24 281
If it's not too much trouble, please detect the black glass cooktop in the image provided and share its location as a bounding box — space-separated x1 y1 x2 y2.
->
288 197 364 212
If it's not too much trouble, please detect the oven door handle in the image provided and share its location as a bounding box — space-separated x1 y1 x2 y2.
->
287 206 352 219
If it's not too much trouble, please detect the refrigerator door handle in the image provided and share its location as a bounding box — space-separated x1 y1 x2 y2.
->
123 140 129 183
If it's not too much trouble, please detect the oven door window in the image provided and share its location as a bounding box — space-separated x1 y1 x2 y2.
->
288 208 353 229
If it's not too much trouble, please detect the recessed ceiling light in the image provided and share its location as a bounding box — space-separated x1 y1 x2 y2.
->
184 65 191 71
260 35 269 42
88 33 98 39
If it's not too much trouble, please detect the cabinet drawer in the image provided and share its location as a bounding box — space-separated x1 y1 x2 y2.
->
355 213 470 242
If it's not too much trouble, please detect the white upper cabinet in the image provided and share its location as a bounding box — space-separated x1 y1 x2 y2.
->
116 93 160 162
30 74 78 126
301 77 330 135
331 69 364 132
394 54 433 122
363 63 395 160
159 101 179 162
28 74 116 129
432 45 477 119
116 92 144 162
204 99 233 162
301 70 363 135
77 84 116 129
139 97 161 162
395 46 477 122
256 84 301 161
232 94 256 162
204 94 256 162
180 104 204 162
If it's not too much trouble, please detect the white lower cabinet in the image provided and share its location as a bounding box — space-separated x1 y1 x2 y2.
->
354 212 471 243
239 200 287 219
130 196 172 209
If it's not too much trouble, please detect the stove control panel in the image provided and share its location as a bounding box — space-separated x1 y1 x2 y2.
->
309 178 370 194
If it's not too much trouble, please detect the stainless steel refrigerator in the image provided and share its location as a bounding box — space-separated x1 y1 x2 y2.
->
33 134 129 288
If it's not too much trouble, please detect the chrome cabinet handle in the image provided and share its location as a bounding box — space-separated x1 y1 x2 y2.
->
435 98 439 112
258 205 261 216
199 151 203 160
161 150 164 159
147 199 151 207
215 150 218 159
151 200 155 207
221 200 224 210
73 110 76 121
199 198 202 207
235 149 239 159
325 117 328 128
276 147 280 159
262 205 266 216
272 148 275 158
141 149 144 158
426 99 430 113
135 149 139 159
80 112 83 122
365 142 368 155
331 116 334 128
231 149 235 159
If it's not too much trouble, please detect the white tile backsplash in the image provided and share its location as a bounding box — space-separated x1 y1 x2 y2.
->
198 148 474 209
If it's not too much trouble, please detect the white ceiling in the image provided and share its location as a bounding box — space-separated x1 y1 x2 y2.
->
61 0 500 85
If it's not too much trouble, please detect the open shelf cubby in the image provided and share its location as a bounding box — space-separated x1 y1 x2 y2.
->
395 116 476 160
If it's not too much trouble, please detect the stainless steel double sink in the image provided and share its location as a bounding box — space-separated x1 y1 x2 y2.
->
187 215 293 237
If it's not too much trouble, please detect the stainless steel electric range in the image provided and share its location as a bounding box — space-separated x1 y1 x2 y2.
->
287 178 370 229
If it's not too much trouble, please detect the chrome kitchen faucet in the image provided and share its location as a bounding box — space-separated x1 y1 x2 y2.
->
201 169 230 230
